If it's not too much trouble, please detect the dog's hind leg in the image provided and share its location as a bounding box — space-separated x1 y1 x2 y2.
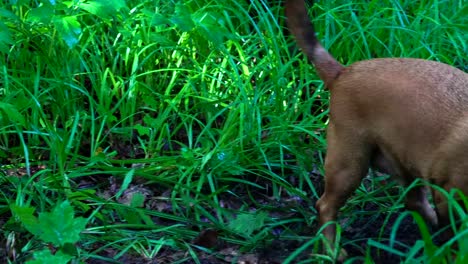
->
405 186 438 226
315 122 371 245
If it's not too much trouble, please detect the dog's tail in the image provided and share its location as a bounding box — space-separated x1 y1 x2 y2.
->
285 0 344 88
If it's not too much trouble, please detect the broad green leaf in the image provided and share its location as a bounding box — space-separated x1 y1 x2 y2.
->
193 11 235 46
10 205 42 236
0 8 20 21
228 211 268 237
134 123 150 136
129 192 145 208
0 21 13 54
150 13 170 26
37 201 87 246
60 243 79 258
26 249 73 264
53 16 81 48
170 3 195 32
149 33 175 46
27 5 54 24
0 102 26 126
118 207 142 225
79 0 126 18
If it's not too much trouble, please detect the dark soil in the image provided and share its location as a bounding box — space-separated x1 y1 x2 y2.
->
83 172 426 263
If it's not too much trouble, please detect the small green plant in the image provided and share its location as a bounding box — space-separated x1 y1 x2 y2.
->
11 200 87 263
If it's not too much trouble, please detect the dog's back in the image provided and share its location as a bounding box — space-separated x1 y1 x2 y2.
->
331 58 468 180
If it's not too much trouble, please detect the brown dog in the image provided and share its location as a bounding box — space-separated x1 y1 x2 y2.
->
285 0 468 258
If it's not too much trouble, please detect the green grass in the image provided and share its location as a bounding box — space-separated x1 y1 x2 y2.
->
0 0 466 263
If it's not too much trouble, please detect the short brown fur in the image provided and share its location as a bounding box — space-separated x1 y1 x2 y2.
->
285 0 468 259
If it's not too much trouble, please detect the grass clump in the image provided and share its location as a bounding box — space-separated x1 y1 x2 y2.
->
0 0 466 263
